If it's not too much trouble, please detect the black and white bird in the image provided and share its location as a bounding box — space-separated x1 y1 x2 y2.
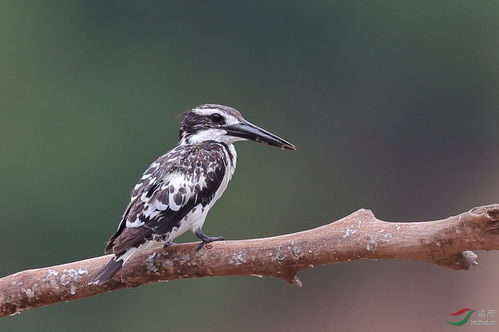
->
93 104 295 283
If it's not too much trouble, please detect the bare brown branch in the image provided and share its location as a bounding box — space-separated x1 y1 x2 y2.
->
1 204 499 318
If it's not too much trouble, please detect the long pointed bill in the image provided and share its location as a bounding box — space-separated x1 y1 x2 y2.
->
224 120 296 150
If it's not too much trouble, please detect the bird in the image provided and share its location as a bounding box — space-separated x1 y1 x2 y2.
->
93 104 295 284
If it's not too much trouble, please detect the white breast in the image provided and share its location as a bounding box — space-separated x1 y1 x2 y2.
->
168 143 237 239
212 144 237 202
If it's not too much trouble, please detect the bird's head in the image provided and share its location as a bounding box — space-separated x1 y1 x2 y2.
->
179 104 296 150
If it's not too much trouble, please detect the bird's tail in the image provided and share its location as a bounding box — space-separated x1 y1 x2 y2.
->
92 248 137 284
93 257 123 284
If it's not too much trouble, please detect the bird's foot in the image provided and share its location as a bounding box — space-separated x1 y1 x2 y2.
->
163 241 177 249
195 236 224 251
194 228 224 251
196 238 224 251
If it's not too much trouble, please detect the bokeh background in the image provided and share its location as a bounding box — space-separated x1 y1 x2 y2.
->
1 1 498 331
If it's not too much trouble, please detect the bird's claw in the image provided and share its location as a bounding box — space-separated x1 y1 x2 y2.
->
163 241 176 249
196 236 224 251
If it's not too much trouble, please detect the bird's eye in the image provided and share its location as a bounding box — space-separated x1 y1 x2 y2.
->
210 113 224 123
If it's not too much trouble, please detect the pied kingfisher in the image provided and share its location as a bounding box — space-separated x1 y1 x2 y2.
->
93 104 295 283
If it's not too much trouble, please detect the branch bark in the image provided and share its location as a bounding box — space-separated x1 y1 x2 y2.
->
1 204 499 318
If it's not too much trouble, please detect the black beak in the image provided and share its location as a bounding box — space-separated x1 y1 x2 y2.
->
224 120 296 151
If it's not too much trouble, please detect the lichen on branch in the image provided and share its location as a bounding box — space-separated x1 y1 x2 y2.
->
1 204 498 318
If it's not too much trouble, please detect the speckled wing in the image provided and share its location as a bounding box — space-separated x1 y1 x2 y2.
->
105 142 227 255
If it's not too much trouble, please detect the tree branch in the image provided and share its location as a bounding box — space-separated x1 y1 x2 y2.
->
1 204 499 318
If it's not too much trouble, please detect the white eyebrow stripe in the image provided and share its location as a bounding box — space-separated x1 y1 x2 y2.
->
192 108 240 125
192 108 222 116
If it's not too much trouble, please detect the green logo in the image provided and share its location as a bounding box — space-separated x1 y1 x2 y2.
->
446 308 475 326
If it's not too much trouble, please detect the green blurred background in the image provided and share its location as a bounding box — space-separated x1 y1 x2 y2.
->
1 1 498 331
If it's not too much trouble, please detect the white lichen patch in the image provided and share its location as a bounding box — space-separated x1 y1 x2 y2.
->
145 253 160 272
21 287 35 299
60 275 70 286
366 234 378 252
43 269 61 289
384 233 393 239
54 268 88 287
176 253 191 265
396 225 401 230
47 269 59 277
290 245 304 259
70 284 77 295
271 248 286 262
231 252 247 265
77 269 88 275
61 269 77 285
343 227 358 238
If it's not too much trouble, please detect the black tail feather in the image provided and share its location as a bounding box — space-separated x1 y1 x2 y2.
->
93 257 124 284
